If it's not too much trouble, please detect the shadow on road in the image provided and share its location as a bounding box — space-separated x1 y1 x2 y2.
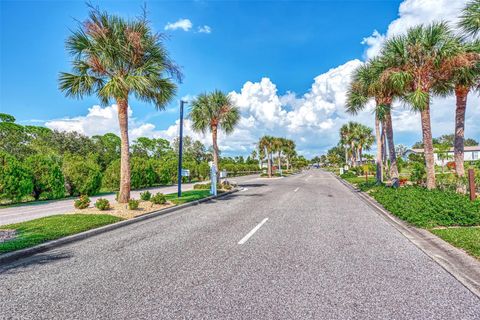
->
237 183 268 188
0 251 73 274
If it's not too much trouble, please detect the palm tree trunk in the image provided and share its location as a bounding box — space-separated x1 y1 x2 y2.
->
286 158 290 171
268 151 272 178
277 151 282 175
454 86 468 177
385 109 399 187
117 99 131 203
375 114 383 183
351 142 356 167
358 146 363 164
212 125 220 183
420 104 436 189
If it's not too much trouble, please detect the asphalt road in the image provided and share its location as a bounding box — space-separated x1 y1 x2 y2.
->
1 170 479 319
0 175 259 225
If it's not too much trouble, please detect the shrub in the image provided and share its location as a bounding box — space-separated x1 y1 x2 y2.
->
74 195 91 209
128 199 140 210
220 181 233 190
140 190 152 201
25 154 65 200
151 192 166 205
367 186 480 228
194 183 211 190
340 171 357 179
103 157 158 191
63 154 102 196
0 151 33 202
95 198 110 210
410 162 426 185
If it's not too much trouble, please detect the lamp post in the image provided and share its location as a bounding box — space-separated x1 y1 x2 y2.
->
177 100 186 198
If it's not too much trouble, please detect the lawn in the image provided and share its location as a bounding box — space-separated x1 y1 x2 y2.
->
0 214 123 254
165 189 213 205
431 227 480 259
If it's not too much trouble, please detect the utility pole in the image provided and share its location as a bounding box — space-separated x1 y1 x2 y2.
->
177 100 186 198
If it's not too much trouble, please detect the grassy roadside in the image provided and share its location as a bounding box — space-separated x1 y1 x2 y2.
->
339 174 480 260
0 214 123 254
0 189 224 255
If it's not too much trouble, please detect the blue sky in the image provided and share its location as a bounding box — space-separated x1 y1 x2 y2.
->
1 0 478 157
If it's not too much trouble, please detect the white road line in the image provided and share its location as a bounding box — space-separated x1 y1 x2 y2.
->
238 218 268 245
294 187 299 192
240 188 249 192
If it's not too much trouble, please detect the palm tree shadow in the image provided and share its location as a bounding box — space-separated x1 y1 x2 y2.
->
0 251 73 275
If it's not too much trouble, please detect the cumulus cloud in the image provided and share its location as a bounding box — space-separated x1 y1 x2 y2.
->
164 18 192 31
363 0 468 59
197 25 212 34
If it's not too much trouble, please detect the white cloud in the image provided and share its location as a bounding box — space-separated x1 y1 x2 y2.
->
164 19 192 32
363 0 468 59
197 25 212 34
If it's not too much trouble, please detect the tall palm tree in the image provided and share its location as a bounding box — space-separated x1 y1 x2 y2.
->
355 125 374 164
283 139 296 171
190 90 240 181
273 137 286 175
259 135 275 178
59 7 180 202
347 59 401 185
460 0 480 37
381 22 462 189
437 40 480 177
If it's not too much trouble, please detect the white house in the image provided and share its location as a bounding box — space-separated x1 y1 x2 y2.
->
403 146 480 165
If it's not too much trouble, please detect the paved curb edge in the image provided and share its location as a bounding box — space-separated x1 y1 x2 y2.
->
0 188 240 265
331 173 480 299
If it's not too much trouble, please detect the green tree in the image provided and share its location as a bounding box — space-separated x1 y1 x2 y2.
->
382 22 462 189
132 137 171 159
92 133 121 169
190 91 240 181
258 135 276 177
459 0 480 37
0 152 33 202
62 154 102 196
25 154 65 200
59 7 180 202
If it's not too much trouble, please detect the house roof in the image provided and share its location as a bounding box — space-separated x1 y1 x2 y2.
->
409 146 480 153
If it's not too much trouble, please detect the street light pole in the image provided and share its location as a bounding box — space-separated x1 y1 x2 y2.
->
177 100 186 198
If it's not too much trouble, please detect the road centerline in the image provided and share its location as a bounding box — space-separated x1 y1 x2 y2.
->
238 218 268 245
294 187 299 192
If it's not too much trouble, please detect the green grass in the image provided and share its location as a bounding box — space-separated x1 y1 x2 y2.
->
343 175 376 185
0 214 123 254
165 189 212 205
431 227 480 259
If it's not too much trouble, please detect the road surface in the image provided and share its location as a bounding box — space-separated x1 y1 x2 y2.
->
1 170 479 319
0 175 259 225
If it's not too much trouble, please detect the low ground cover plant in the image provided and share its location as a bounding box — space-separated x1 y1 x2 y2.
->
364 185 480 228
140 191 152 201
74 195 91 209
151 193 166 205
128 199 140 210
431 227 480 259
94 198 110 211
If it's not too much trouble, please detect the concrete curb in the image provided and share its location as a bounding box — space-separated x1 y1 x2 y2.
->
332 173 480 299
0 188 240 265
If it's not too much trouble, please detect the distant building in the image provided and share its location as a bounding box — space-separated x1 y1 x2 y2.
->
402 146 480 165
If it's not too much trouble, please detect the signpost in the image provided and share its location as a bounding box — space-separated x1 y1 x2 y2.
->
468 168 476 201
210 164 217 196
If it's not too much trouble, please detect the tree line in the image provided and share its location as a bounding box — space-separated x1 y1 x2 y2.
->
0 113 260 204
345 0 480 189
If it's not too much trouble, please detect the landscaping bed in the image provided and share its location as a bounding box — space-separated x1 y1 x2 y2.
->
340 174 480 260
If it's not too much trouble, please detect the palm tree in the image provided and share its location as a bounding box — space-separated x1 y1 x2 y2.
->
59 7 180 202
340 122 359 167
347 59 401 185
190 90 240 182
381 22 462 189
355 125 374 164
437 40 480 177
273 137 286 175
259 136 275 178
460 0 480 37
283 139 296 171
